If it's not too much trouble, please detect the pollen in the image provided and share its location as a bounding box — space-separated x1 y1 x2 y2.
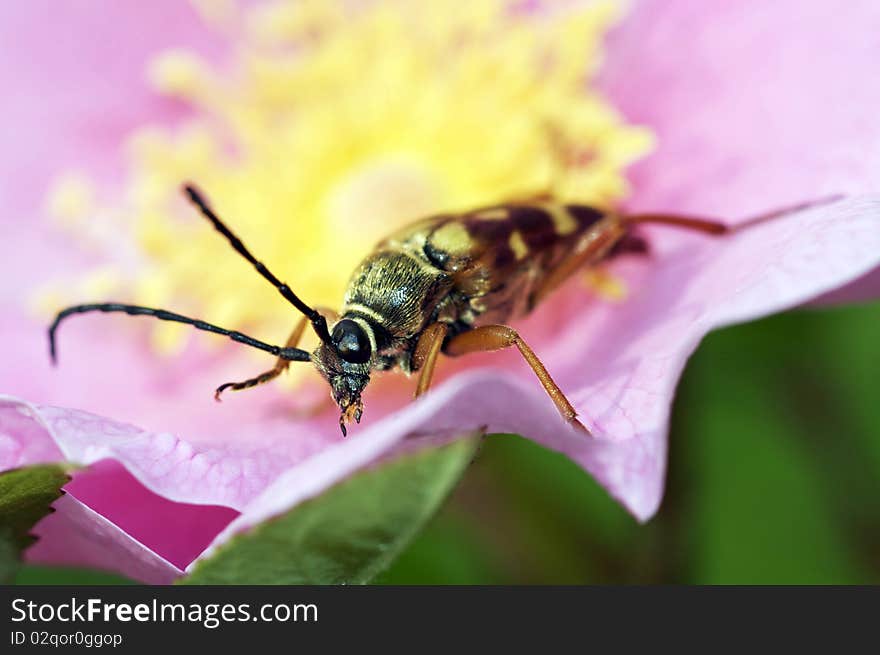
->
583 268 628 302
45 173 95 225
42 0 652 385
147 50 208 97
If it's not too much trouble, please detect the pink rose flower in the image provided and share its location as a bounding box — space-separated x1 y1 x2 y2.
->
1 0 878 583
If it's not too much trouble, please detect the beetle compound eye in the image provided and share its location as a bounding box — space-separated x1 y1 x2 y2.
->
332 319 372 363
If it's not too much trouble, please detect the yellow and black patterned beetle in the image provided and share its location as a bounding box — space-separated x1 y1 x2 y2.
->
48 186 834 435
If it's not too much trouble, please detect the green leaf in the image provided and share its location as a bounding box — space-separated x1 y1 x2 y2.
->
678 307 878 583
0 464 70 583
14 564 135 585
183 433 482 585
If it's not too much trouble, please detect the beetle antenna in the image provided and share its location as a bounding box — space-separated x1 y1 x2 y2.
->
48 303 312 365
183 184 333 345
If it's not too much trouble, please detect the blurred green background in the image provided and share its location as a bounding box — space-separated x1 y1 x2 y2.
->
16 301 880 584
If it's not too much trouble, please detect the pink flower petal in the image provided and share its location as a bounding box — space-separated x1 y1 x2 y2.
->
600 0 880 298
26 493 181 585
63 460 239 570
0 395 321 511
811 266 880 306
0 0 220 216
602 0 880 210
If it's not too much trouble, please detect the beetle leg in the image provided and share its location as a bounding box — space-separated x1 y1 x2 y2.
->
214 317 309 400
214 308 339 400
624 194 844 235
412 322 449 398
623 213 729 234
444 324 590 435
529 216 626 309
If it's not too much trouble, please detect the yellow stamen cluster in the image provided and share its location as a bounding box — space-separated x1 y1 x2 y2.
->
44 0 652 374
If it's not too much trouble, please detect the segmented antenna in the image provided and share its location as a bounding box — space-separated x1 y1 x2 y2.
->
48 303 312 365
183 184 332 345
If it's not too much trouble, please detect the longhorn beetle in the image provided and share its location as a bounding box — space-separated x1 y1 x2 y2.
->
48 186 837 435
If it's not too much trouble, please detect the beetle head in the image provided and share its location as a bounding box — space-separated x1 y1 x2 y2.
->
311 318 374 435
